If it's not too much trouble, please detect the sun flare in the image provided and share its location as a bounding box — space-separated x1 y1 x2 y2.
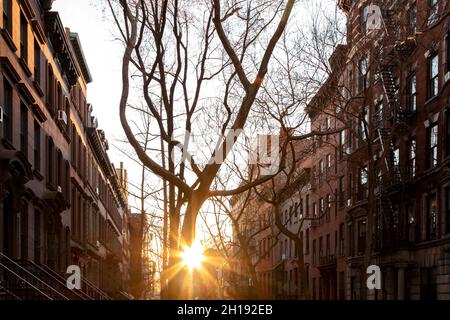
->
180 240 205 270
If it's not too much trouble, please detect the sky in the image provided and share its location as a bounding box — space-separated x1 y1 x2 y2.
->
52 0 344 245
53 0 142 204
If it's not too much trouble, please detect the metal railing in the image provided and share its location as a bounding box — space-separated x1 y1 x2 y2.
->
17 260 89 300
0 252 68 300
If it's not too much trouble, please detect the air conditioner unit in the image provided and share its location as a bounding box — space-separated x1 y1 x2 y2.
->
96 240 100 248
57 110 68 125
96 187 99 195
0 106 3 123
57 185 62 193
444 71 450 83
282 253 286 260
347 199 353 207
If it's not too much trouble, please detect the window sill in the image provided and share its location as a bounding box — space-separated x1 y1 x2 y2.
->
423 166 439 176
33 169 44 181
1 28 17 52
33 80 45 98
46 182 56 191
19 58 32 77
1 138 14 150
425 95 439 106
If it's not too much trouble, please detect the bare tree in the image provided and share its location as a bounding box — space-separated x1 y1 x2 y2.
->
107 0 301 298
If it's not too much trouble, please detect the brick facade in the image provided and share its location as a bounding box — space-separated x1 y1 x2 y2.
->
233 0 450 300
0 0 130 299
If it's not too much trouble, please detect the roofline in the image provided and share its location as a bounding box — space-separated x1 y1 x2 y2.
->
69 32 93 83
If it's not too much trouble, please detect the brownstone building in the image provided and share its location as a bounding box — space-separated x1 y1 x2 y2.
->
234 0 450 300
0 0 130 300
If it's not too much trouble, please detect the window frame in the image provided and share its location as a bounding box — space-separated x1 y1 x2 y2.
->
427 123 438 169
3 0 12 35
428 53 439 99
408 74 417 112
20 12 28 62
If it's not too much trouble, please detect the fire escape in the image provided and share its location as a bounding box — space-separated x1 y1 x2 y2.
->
373 0 416 251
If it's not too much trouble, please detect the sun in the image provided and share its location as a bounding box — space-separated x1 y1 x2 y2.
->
180 240 205 270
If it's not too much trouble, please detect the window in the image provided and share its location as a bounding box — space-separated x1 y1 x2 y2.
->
425 193 437 240
427 124 438 168
408 74 417 112
428 0 438 25
358 107 369 142
339 176 345 208
393 146 400 168
409 138 416 178
20 201 28 260
361 6 369 34
374 101 383 125
326 234 330 257
446 111 450 157
299 199 304 219
306 228 310 254
20 13 28 62
319 236 323 257
339 129 346 159
20 103 28 155
3 0 12 34
358 57 368 92
34 209 41 263
34 40 41 84
2 79 13 141
348 224 354 256
348 173 353 205
446 187 450 234
294 202 298 219
349 69 354 96
326 194 331 210
326 154 332 173
47 65 55 113
409 2 417 35
420 267 437 300
358 166 368 199
428 54 439 98
446 32 450 74
339 223 345 256
305 194 309 217
319 160 324 184
312 240 316 264
339 272 345 300
47 138 54 185
357 219 366 255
